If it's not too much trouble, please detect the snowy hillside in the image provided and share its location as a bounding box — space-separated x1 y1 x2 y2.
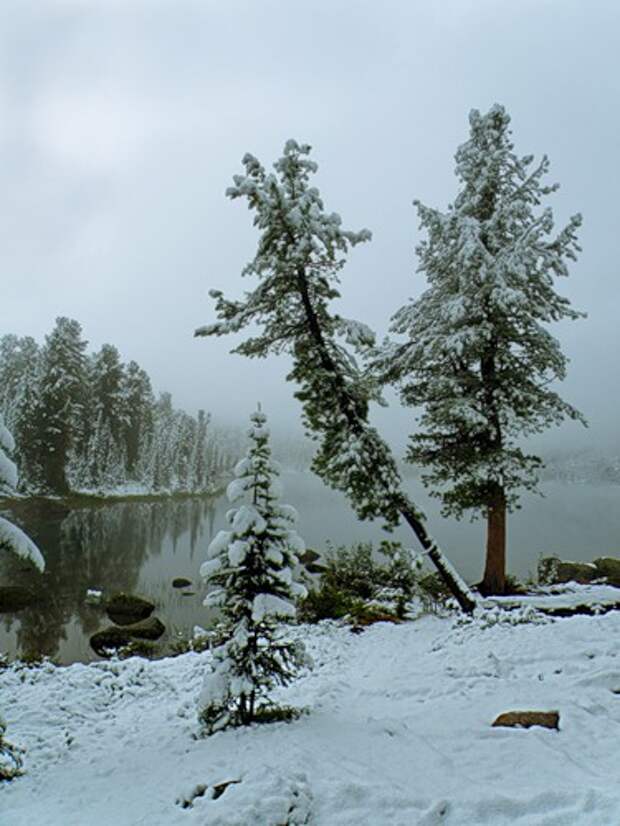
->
2 612 619 825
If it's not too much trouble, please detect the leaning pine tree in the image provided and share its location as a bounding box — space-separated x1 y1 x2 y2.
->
196 140 476 613
0 412 44 780
373 105 585 595
199 408 308 732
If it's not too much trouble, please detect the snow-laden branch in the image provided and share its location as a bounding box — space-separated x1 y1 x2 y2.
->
0 517 45 572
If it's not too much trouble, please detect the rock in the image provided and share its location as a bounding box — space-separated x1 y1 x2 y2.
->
539 555 620 588
557 561 598 584
298 549 327 575
538 557 597 585
84 588 103 605
127 616 166 640
0 585 37 612
305 563 328 575
90 626 133 654
212 779 241 800
593 557 620 587
90 616 166 656
298 549 321 565
172 577 192 589
492 710 560 730
105 593 155 625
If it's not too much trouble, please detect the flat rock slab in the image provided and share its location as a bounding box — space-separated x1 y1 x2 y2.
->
492 710 560 730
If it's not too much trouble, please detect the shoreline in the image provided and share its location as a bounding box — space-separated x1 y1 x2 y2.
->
0 487 226 511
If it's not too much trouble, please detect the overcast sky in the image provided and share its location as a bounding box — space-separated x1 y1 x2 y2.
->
2 0 618 450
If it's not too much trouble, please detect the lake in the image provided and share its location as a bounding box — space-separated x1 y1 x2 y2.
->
1 472 618 664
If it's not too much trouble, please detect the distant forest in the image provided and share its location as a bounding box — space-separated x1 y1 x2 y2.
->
0 317 235 496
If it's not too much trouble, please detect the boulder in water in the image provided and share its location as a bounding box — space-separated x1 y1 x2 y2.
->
105 593 155 625
90 616 166 656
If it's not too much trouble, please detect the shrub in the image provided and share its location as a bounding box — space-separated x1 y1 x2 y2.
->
299 541 426 623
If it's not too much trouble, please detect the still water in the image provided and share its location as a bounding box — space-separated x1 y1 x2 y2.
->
1 472 618 664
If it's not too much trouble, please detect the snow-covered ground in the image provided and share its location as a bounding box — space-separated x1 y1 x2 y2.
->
2 611 620 825
483 583 620 613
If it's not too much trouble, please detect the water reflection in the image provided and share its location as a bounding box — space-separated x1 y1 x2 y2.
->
1 473 618 664
0 497 216 664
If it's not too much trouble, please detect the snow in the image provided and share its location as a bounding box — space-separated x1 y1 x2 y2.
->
227 540 249 567
484 583 620 612
0 517 45 571
226 477 249 503
0 450 18 492
203 589 225 608
206 530 232 561
1 611 620 824
0 418 15 454
231 505 266 536
199 656 231 712
251 593 295 622
337 317 376 350
199 558 222 581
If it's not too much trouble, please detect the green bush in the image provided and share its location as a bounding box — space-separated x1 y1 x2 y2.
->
297 583 356 622
299 541 426 623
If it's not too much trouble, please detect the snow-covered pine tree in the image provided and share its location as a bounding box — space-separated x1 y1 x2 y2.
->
4 337 43 491
38 317 88 494
0 413 44 569
91 344 128 447
0 413 44 780
171 411 196 491
149 392 175 491
121 361 154 477
196 140 476 613
373 105 585 595
191 409 210 492
199 408 308 732
0 335 39 431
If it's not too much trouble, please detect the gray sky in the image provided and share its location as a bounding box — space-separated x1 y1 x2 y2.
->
2 0 618 449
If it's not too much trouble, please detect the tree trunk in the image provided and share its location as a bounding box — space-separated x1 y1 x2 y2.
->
400 504 477 614
44 450 69 495
481 487 506 595
292 263 477 615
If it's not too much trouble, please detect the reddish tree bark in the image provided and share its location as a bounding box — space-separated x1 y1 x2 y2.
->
481 486 506 595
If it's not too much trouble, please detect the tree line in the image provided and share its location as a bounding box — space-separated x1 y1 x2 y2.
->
0 319 232 496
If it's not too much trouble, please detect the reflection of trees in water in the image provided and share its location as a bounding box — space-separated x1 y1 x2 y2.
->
189 498 215 559
0 496 217 661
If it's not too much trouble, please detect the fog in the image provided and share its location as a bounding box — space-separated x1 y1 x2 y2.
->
2 0 618 451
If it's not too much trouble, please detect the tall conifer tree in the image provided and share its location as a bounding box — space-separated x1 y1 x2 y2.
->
38 318 88 494
196 140 476 612
374 105 584 594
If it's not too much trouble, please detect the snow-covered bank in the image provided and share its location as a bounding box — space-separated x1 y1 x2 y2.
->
2 613 619 825
0 483 223 506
